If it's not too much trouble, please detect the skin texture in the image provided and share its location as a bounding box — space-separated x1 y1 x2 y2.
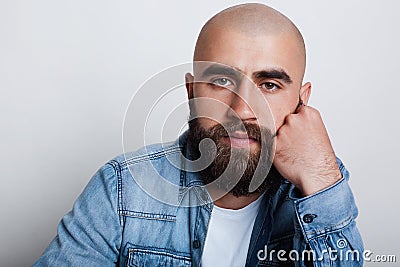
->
185 3 341 209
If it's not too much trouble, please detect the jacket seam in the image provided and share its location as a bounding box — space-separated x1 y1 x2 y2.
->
292 177 345 203
106 160 124 228
118 210 176 222
121 146 182 167
269 232 295 243
305 216 353 241
128 246 191 261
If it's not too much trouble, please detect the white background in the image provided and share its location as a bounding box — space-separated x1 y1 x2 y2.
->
1 1 399 266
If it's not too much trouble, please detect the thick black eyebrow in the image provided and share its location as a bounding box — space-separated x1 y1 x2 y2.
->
253 69 293 84
200 64 241 80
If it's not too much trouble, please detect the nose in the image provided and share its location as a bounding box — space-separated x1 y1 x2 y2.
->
227 79 257 122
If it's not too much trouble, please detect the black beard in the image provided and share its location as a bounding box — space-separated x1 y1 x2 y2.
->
187 118 281 197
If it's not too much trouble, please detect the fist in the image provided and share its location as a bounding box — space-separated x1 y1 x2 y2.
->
273 105 342 196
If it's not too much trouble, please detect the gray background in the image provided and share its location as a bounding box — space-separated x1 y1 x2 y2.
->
1 0 399 266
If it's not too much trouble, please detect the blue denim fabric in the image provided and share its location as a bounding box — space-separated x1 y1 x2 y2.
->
33 133 363 266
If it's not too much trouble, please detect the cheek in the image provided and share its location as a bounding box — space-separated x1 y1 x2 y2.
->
265 94 298 129
192 86 232 122
271 108 288 130
191 100 230 124
196 117 218 131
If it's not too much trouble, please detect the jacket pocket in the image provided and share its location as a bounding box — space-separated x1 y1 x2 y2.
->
126 246 192 267
256 234 295 267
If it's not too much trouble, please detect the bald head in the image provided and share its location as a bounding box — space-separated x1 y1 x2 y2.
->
194 3 306 76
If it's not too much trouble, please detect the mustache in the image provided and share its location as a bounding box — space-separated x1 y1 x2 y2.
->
206 121 273 143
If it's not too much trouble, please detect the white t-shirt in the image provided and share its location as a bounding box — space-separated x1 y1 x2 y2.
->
201 195 263 267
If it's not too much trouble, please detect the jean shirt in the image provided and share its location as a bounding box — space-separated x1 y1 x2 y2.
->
33 133 363 266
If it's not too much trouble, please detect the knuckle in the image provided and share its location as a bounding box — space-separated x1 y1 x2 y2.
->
306 107 321 118
277 125 288 135
285 114 296 123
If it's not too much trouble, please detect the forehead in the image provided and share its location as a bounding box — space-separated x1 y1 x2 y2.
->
195 29 304 82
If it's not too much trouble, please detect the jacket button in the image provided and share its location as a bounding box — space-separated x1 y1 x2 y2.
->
193 240 200 249
303 214 317 223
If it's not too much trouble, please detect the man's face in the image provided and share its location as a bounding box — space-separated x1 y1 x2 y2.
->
186 28 309 196
188 28 307 133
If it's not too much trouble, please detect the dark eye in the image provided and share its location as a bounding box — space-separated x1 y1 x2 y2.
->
260 82 280 92
211 77 233 87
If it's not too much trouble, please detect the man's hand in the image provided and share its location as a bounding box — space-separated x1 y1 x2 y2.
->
274 105 342 196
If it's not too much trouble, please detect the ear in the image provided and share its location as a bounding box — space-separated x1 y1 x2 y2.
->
299 82 311 105
185 73 194 99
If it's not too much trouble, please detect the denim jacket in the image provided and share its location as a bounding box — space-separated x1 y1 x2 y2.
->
33 133 363 266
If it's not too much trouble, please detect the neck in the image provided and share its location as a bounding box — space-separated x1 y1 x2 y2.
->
209 189 263 210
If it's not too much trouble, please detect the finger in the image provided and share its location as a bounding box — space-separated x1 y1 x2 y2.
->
276 109 294 135
294 100 305 114
276 100 307 135
275 117 287 136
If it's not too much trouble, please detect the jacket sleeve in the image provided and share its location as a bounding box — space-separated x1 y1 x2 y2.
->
32 163 122 266
290 158 364 267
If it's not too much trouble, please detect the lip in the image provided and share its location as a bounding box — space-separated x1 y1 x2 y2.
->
229 131 251 139
222 131 257 148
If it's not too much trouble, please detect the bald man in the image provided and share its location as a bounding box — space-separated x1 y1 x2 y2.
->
34 4 363 267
